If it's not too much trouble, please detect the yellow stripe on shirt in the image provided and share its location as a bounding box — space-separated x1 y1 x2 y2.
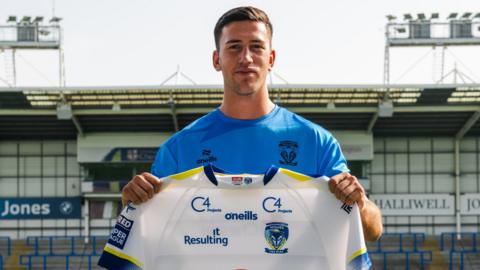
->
348 247 367 262
170 166 204 180
278 168 312 182
104 246 144 268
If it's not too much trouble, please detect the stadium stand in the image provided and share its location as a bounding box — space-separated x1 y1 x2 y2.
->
440 232 480 270
0 237 11 270
367 233 433 269
1 84 480 269
0 237 11 257
17 236 107 270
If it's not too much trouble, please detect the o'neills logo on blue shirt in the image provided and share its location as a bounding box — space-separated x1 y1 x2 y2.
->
196 149 217 165
184 227 228 247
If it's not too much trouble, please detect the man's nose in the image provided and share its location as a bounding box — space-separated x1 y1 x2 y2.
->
239 47 253 64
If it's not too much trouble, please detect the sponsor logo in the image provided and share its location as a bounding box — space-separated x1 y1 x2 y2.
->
184 227 228 247
230 176 253 186
232 177 243 185
264 222 289 254
125 202 136 213
59 201 73 215
225 211 258 221
262 197 293 213
341 203 352 214
0 198 80 219
107 215 133 249
279 140 298 166
191 197 222 213
196 149 218 165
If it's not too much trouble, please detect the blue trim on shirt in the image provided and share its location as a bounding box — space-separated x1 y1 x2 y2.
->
348 252 372 270
203 164 218 186
98 249 143 270
263 166 279 185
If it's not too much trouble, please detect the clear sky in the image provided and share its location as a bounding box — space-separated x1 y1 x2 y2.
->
1 0 479 86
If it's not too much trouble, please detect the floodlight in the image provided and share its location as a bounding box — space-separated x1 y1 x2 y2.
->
7 16 16 23
49 16 62 23
431 13 439 19
447 13 458 19
461 12 472 19
378 99 394 117
386 15 397 21
33 16 44 23
417 13 426 20
21 16 31 23
404 14 413 20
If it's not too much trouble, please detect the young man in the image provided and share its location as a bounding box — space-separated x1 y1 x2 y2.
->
121 6 382 241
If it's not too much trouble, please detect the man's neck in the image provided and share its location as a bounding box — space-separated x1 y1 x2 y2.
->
220 89 275 120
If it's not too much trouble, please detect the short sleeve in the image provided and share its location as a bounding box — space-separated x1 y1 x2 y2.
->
151 140 178 178
317 132 349 177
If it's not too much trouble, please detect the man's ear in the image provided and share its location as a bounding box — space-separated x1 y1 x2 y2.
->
268 49 276 71
212 50 221 71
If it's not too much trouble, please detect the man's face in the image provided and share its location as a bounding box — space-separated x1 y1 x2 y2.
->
213 21 275 96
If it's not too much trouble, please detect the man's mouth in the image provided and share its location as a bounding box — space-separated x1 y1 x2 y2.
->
235 69 257 75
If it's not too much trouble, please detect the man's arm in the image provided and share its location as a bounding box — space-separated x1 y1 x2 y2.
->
121 173 162 206
328 172 383 242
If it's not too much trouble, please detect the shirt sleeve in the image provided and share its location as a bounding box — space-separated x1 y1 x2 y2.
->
151 139 178 178
98 203 145 270
317 131 349 177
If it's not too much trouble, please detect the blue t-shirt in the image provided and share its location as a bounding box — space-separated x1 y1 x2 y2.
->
151 105 348 178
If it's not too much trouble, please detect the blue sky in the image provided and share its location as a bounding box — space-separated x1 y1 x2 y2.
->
1 0 479 86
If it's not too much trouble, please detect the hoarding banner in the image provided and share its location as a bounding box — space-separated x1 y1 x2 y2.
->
461 193 480 215
0 197 81 219
370 194 455 216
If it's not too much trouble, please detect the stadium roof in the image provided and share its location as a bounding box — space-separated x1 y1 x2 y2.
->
1 83 480 139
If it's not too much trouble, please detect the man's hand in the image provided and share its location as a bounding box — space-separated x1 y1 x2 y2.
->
122 173 162 206
329 172 383 242
328 172 366 208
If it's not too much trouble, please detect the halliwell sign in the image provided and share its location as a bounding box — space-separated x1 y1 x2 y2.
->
370 194 455 216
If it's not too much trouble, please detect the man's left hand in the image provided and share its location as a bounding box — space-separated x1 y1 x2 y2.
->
328 172 366 209
328 171 383 241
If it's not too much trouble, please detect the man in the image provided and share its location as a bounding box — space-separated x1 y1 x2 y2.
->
122 6 382 241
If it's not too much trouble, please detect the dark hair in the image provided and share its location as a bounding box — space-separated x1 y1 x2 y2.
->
214 6 273 51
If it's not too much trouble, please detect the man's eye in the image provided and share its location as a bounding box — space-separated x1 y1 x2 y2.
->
228 44 241 50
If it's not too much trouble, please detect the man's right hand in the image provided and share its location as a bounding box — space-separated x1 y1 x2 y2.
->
121 173 162 206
